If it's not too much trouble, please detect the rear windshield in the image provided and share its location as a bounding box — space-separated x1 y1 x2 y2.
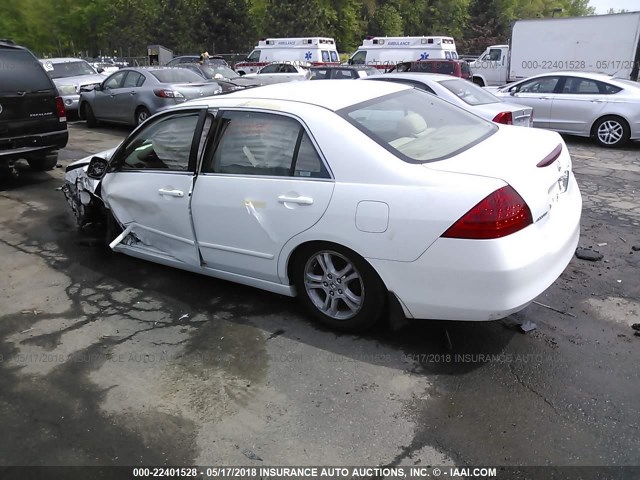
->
150 69 204 83
45 60 97 78
439 79 500 105
199 65 239 80
340 89 496 163
0 48 53 92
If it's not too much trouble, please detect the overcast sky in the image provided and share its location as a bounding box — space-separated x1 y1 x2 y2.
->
588 0 639 14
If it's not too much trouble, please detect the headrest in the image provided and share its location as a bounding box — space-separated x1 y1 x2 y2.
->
397 113 427 137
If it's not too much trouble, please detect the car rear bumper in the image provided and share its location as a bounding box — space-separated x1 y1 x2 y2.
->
369 175 582 321
0 130 68 160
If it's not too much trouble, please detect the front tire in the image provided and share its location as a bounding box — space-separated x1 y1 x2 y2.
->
83 103 99 128
27 152 58 171
592 115 630 148
292 244 386 332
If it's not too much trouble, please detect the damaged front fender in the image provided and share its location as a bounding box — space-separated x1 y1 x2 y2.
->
62 147 118 227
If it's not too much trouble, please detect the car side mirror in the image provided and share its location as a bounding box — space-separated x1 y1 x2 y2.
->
87 156 109 179
238 71 245 76
97 67 105 73
348 58 353 65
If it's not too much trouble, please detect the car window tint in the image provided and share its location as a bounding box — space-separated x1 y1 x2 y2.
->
205 112 328 178
341 89 496 163
294 132 329 178
336 69 354 79
564 77 600 94
518 77 559 94
600 81 622 94
260 64 278 74
311 69 329 79
0 49 53 92
120 113 199 171
123 71 143 88
104 71 126 89
208 112 299 176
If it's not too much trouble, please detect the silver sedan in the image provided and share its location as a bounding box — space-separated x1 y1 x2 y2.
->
78 67 223 127
491 71 640 147
365 73 533 127
40 58 106 112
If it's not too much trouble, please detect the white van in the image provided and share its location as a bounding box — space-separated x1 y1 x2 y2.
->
349 36 458 70
234 37 340 75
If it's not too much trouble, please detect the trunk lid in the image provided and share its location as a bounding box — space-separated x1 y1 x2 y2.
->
170 82 222 100
426 126 572 223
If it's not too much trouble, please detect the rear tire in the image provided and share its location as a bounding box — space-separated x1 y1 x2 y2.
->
592 115 630 148
83 103 98 128
27 153 58 171
292 243 386 332
135 107 151 126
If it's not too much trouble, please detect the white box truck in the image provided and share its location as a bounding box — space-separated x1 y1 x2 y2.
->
470 12 640 86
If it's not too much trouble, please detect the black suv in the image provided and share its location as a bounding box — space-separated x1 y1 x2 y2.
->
0 40 68 174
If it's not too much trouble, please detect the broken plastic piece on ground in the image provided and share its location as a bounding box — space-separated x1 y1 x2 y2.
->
242 449 263 461
575 248 603 261
519 320 537 333
178 314 190 321
597 242 607 247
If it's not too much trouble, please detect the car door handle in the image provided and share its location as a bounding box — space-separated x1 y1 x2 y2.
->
158 188 184 198
540 97 552 100
130 91 137 95
278 195 313 205
590 99 604 103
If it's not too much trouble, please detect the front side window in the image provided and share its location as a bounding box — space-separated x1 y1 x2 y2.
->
340 89 496 163
489 49 502 61
247 50 261 62
259 64 279 74
103 71 127 89
204 111 328 178
350 51 367 65
517 76 560 94
119 113 200 171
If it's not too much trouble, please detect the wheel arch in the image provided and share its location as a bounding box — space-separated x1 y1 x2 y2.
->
284 239 388 295
589 113 630 137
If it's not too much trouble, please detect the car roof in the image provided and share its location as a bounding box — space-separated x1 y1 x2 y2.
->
380 72 459 82
311 65 372 70
205 79 409 111
527 71 621 81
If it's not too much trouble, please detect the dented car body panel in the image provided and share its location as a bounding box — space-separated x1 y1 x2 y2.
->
63 80 581 323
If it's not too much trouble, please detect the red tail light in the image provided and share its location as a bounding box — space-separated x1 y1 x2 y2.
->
153 89 184 98
442 186 533 239
55 97 66 122
492 111 513 125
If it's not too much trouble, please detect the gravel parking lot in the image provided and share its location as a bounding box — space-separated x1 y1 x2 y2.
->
1 122 639 473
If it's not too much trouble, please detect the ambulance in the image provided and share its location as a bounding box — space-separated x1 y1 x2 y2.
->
348 36 458 70
234 37 340 75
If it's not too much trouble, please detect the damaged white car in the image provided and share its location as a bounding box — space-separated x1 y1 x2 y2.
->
63 80 582 331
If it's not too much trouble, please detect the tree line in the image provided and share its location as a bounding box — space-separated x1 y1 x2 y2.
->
0 0 595 59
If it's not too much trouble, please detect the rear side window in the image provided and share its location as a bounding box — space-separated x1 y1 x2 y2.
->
0 48 53 92
340 89 496 163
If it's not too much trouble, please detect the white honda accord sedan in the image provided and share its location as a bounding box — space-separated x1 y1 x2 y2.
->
63 80 582 332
